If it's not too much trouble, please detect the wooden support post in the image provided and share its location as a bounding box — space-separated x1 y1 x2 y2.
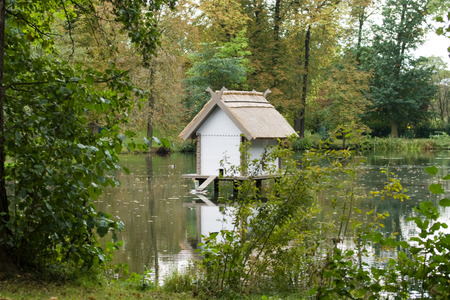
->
213 179 219 200
233 180 239 199
213 168 223 199
255 179 262 197
275 177 280 197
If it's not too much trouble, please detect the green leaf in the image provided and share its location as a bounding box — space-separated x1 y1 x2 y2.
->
85 74 95 84
429 183 445 194
124 130 136 137
430 222 442 232
425 166 438 175
160 137 171 149
442 174 450 180
59 86 72 95
439 198 450 207
97 225 109 237
123 167 130 175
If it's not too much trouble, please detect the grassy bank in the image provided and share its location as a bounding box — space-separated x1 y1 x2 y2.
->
0 272 293 299
0 273 196 300
290 132 450 151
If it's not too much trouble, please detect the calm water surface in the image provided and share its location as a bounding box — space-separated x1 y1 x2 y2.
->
96 151 450 280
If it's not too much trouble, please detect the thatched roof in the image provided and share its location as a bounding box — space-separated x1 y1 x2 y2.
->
179 88 297 140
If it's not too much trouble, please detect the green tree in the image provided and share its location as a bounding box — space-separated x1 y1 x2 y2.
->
278 0 345 137
423 56 450 126
197 0 249 43
184 33 250 117
362 0 436 137
240 0 276 92
54 1 191 144
314 54 372 140
347 0 379 64
0 0 174 270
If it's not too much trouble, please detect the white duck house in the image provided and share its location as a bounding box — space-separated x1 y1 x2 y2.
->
179 88 297 179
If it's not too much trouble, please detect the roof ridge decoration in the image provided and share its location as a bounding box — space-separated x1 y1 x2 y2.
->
179 87 297 141
206 87 271 99
206 86 228 101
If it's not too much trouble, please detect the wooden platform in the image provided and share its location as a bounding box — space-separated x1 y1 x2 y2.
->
182 173 279 199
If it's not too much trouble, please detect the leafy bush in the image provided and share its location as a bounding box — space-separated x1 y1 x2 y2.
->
143 136 174 155
186 138 449 298
126 270 156 291
365 137 448 151
179 139 196 153
1 34 139 272
429 131 450 149
194 140 357 296
291 132 320 150
3 60 132 271
1 0 175 273
163 268 199 294
414 122 450 138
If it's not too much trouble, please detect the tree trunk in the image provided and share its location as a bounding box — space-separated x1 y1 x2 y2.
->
0 0 10 248
272 0 281 69
393 1 407 80
391 119 399 138
356 8 365 65
295 25 311 138
147 64 155 143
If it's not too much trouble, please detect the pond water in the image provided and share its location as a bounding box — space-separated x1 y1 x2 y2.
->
96 151 450 281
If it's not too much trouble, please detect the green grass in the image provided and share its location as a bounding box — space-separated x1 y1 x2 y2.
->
366 136 450 151
0 274 197 300
290 134 450 152
0 274 305 299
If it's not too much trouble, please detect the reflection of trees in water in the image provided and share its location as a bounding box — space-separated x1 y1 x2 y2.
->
145 154 158 282
97 153 197 275
321 151 449 246
365 154 449 242
97 152 449 276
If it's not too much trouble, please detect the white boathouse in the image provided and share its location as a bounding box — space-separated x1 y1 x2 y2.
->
179 87 297 193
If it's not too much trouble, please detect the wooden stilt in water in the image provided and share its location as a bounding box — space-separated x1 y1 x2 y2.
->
196 175 217 192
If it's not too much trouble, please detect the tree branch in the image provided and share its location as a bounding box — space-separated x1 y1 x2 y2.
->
61 0 76 60
5 9 53 39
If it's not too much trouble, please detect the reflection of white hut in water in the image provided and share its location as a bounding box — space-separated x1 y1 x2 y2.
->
179 87 297 192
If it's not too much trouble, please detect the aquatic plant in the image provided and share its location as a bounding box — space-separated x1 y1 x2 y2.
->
143 136 174 155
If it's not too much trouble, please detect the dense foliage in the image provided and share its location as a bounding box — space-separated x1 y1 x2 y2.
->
184 35 250 118
176 0 448 139
172 139 450 299
361 0 437 137
0 0 175 270
0 0 449 281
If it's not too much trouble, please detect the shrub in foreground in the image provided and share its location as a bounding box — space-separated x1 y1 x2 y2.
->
171 139 450 299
